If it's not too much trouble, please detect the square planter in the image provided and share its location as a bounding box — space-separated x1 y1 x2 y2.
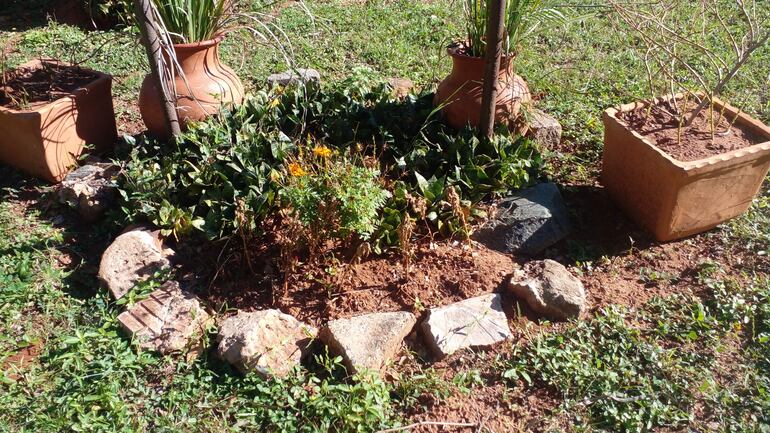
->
602 96 770 241
0 59 117 182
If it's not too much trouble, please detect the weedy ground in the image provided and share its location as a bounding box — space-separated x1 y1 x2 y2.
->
1 1 769 432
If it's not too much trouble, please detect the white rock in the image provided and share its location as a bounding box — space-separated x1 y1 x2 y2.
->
509 259 586 320
267 68 320 87
216 310 317 377
319 311 416 374
58 162 118 222
421 294 512 359
117 281 210 355
527 108 562 149
98 227 170 300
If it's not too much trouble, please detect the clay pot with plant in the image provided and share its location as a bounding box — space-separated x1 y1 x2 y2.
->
602 0 770 241
435 0 564 130
137 0 250 138
0 59 117 182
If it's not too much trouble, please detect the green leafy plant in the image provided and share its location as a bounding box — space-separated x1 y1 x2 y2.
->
152 0 232 43
280 148 390 246
117 71 541 248
118 91 289 239
461 0 565 57
84 0 134 25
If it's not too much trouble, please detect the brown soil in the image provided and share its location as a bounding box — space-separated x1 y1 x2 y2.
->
1 344 42 380
618 99 764 162
199 237 516 328
0 62 98 110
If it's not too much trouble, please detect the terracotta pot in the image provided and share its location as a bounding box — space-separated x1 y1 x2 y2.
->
0 59 117 183
602 96 770 241
434 47 531 130
139 35 244 139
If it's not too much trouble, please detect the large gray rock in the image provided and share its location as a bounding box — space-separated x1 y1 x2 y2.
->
216 310 317 377
473 183 570 255
527 109 562 149
319 311 416 374
421 294 512 359
58 163 119 222
98 228 170 300
117 281 210 355
508 259 586 320
267 68 320 87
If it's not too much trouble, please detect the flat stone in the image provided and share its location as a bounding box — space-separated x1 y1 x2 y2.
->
58 163 119 222
527 109 562 149
473 183 570 255
216 310 317 377
98 227 170 300
388 77 414 98
267 68 320 87
117 281 210 355
509 259 586 320
421 294 512 359
319 311 416 374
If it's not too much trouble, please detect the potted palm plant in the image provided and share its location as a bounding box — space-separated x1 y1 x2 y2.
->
0 59 117 182
434 0 562 130
603 0 770 241
137 0 247 138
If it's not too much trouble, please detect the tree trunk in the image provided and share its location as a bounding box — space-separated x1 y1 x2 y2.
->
133 0 181 139
478 0 507 140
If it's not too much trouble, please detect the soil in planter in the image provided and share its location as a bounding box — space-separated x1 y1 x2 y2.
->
618 100 764 162
0 62 98 110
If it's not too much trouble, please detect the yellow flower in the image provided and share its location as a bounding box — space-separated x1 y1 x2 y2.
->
288 162 306 177
313 145 332 158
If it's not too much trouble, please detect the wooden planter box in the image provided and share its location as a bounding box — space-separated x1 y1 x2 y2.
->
0 60 117 182
602 96 770 241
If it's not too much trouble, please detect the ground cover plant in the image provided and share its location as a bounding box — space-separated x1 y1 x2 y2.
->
118 72 542 250
1 0 769 431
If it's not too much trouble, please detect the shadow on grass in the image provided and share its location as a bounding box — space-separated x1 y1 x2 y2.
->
0 164 117 301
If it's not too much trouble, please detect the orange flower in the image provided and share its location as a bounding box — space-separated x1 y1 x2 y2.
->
288 162 306 177
313 145 332 158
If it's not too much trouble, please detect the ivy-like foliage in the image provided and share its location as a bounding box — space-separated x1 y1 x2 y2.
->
117 69 542 247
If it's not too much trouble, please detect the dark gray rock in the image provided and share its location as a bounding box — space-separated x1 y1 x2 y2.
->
508 259 586 320
527 109 562 149
58 163 119 221
267 68 320 87
473 183 570 255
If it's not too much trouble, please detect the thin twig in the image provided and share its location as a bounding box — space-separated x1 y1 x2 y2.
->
376 421 478 433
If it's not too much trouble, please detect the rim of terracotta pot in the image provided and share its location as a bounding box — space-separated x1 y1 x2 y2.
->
446 44 515 64
172 33 226 50
604 93 770 172
0 58 111 114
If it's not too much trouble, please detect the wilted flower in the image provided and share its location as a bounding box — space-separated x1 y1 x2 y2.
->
288 162 306 177
313 145 332 158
